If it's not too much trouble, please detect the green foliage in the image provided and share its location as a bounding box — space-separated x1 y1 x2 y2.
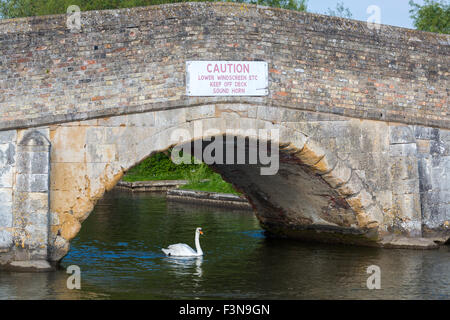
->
409 0 450 34
181 168 240 194
123 149 197 181
0 0 202 18
248 0 307 12
0 0 307 18
123 151 239 194
326 1 352 19
182 162 211 184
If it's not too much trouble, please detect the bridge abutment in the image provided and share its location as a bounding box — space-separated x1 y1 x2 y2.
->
0 130 54 270
0 131 16 264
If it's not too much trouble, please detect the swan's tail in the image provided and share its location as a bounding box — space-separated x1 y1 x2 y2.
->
161 248 171 256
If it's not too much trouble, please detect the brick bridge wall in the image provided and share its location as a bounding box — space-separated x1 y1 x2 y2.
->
0 2 448 131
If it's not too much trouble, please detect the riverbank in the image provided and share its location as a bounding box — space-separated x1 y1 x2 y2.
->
122 151 239 194
119 150 244 207
115 180 251 210
167 189 252 210
116 180 188 192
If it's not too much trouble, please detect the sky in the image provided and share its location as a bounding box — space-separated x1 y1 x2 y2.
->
308 0 426 29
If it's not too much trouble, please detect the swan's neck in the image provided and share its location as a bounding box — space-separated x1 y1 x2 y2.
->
195 232 203 256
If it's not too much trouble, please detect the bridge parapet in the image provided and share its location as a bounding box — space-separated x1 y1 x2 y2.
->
0 2 448 131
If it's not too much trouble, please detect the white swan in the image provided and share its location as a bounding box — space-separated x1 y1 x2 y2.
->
162 227 204 257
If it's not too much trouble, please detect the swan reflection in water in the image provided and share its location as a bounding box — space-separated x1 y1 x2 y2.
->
163 256 204 279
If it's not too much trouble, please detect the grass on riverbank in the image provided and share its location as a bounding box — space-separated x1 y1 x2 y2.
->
122 151 240 195
122 172 185 182
122 151 192 182
179 163 241 195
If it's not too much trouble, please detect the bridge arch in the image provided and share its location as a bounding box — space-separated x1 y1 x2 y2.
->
48 104 384 261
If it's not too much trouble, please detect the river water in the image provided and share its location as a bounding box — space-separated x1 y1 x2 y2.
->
1 189 449 300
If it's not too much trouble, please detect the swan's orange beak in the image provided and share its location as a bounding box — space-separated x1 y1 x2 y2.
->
199 230 204 235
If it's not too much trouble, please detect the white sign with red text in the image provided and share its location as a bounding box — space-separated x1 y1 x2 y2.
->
186 61 268 96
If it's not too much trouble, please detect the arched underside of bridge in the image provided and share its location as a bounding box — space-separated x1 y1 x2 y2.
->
208 148 383 244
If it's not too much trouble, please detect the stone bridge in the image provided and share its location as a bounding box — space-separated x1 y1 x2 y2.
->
0 2 448 270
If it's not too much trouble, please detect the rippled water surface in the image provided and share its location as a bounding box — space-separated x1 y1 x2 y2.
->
1 190 449 299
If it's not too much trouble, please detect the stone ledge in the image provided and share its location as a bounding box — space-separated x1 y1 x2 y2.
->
3 260 55 272
167 189 252 210
261 221 381 246
1 2 448 44
262 222 443 250
380 236 439 249
116 179 188 192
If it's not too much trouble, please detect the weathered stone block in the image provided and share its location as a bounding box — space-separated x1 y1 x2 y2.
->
49 235 70 262
389 125 415 144
97 115 127 127
23 225 48 246
421 191 448 229
51 126 86 163
418 157 433 192
154 109 186 129
86 144 117 163
16 174 49 193
26 211 49 227
15 151 30 173
0 187 12 203
430 139 449 156
0 131 17 144
17 128 50 145
322 159 352 188
0 165 13 188
31 152 49 174
49 211 60 226
390 156 418 181
311 150 338 175
0 203 12 228
416 139 431 154
337 171 363 196
104 126 131 145
85 127 106 144
392 179 420 195
414 126 439 140
393 193 421 221
356 205 383 229
28 192 49 211
0 143 15 167
16 151 49 174
0 229 12 248
296 139 326 166
373 189 393 215
127 112 157 127
346 189 374 214
389 143 417 157
257 105 283 122
50 190 77 215
278 127 307 151
51 162 87 191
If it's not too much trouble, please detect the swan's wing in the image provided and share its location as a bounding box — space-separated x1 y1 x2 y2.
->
163 243 197 256
168 243 197 254
167 243 189 250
